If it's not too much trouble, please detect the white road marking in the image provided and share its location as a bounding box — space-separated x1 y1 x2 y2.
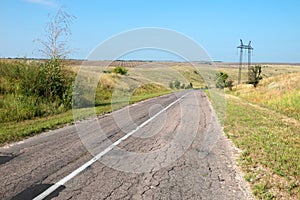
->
33 92 189 200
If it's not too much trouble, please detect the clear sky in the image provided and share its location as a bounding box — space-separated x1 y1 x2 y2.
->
1 0 300 62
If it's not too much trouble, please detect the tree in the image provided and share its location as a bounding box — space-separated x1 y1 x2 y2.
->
35 8 75 59
215 71 228 89
248 65 262 87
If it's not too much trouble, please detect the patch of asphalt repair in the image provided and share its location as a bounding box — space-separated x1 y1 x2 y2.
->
0 90 254 199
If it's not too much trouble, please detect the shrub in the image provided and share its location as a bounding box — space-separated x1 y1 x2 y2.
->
186 82 193 89
169 81 174 89
174 80 181 89
0 59 74 122
215 71 228 89
113 66 128 75
226 79 234 91
248 65 263 87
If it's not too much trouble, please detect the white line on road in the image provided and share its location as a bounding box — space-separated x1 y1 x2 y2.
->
33 92 189 200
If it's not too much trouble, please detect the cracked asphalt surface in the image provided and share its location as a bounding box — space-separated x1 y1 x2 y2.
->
0 90 254 200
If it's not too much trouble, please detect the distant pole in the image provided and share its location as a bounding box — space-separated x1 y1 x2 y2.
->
237 39 253 84
237 39 243 84
248 47 251 81
238 46 243 84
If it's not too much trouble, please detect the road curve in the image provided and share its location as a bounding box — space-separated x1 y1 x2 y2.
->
0 90 254 200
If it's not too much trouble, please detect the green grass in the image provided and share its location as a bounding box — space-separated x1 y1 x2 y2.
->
225 96 300 199
0 90 171 145
0 59 74 123
213 66 300 199
3 58 213 145
0 59 177 145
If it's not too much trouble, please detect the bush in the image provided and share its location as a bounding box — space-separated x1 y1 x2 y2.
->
226 79 234 91
215 71 228 89
113 66 128 75
0 59 74 122
169 81 174 89
186 82 193 89
168 80 193 90
174 80 181 89
247 65 263 87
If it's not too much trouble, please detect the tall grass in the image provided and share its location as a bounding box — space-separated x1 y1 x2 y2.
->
265 90 300 120
231 72 300 120
0 59 74 123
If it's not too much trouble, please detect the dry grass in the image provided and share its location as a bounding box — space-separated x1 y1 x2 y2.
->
230 72 300 120
224 66 300 199
216 63 300 85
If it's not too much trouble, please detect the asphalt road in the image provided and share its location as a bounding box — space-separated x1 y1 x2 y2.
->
0 90 254 200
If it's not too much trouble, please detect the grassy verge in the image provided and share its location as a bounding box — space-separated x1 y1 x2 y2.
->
0 91 171 146
225 95 299 199
230 72 300 121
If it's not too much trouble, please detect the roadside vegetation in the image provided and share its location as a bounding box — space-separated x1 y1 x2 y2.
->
0 59 74 123
224 70 300 199
1 51 299 200
0 59 174 144
0 58 211 145
230 72 300 121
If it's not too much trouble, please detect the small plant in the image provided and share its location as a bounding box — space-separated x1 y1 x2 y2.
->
112 66 128 75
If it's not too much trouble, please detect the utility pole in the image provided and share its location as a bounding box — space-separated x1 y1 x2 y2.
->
237 39 253 84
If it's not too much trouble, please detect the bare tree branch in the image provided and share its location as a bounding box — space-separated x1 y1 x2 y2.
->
34 8 76 59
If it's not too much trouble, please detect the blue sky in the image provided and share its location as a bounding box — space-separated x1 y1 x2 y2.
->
1 0 300 62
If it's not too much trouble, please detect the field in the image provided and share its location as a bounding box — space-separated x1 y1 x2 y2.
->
0 59 299 199
222 63 300 199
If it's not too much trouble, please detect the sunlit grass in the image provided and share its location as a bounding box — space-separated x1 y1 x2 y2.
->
222 66 300 199
0 90 171 145
225 96 300 199
230 72 300 120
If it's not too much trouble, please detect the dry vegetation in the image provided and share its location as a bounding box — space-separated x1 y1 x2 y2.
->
224 64 300 199
231 72 300 121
